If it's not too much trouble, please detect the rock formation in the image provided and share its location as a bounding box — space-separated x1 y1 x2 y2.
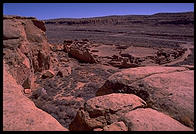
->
69 93 147 131
122 108 193 131
3 15 51 90
69 93 192 131
3 15 68 131
67 40 97 63
3 15 194 131
3 62 68 131
96 66 194 128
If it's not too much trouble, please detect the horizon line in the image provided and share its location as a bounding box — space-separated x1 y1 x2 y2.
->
3 11 194 20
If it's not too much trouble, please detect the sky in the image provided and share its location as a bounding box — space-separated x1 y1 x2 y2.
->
3 3 194 20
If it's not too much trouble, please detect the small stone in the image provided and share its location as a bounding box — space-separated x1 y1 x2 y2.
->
24 88 31 94
22 78 31 89
42 70 55 79
41 88 47 95
93 128 103 131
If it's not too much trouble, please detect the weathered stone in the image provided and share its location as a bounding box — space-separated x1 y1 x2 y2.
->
22 77 31 89
3 15 51 91
3 19 21 40
24 88 31 94
68 47 96 63
32 19 46 32
3 62 68 131
122 108 193 131
69 93 146 131
42 70 55 79
96 66 194 128
33 50 50 73
103 121 128 131
93 128 103 131
85 93 146 114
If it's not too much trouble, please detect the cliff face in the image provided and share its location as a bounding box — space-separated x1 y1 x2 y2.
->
3 15 51 90
44 12 194 26
3 15 67 131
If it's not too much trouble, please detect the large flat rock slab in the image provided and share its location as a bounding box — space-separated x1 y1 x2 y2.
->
123 108 193 131
96 66 194 128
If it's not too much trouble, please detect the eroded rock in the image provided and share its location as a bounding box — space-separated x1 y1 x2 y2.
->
69 93 146 131
122 108 193 131
68 44 96 63
42 70 55 79
96 66 194 128
3 62 68 131
3 15 51 89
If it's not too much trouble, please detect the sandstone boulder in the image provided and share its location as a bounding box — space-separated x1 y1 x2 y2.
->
67 42 96 63
69 93 146 131
96 66 194 128
68 48 96 63
122 108 193 131
42 70 55 79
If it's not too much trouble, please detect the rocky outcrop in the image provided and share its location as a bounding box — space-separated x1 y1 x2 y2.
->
3 62 68 131
69 93 147 131
69 93 192 131
3 15 51 90
122 108 192 131
67 41 96 63
96 66 194 129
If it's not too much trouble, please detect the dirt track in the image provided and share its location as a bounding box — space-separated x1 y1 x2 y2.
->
163 42 194 66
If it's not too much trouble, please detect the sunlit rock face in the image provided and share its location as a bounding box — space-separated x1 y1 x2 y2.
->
3 15 51 89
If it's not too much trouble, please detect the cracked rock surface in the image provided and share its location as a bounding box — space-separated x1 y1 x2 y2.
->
69 93 192 131
96 66 194 129
3 61 68 131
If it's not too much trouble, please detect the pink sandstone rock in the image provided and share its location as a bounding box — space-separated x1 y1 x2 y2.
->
3 62 68 131
123 108 193 131
96 66 194 128
103 121 128 131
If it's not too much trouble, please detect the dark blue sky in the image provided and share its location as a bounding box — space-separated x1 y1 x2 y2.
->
3 3 194 20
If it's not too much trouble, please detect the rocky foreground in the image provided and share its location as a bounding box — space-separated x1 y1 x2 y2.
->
3 15 194 131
